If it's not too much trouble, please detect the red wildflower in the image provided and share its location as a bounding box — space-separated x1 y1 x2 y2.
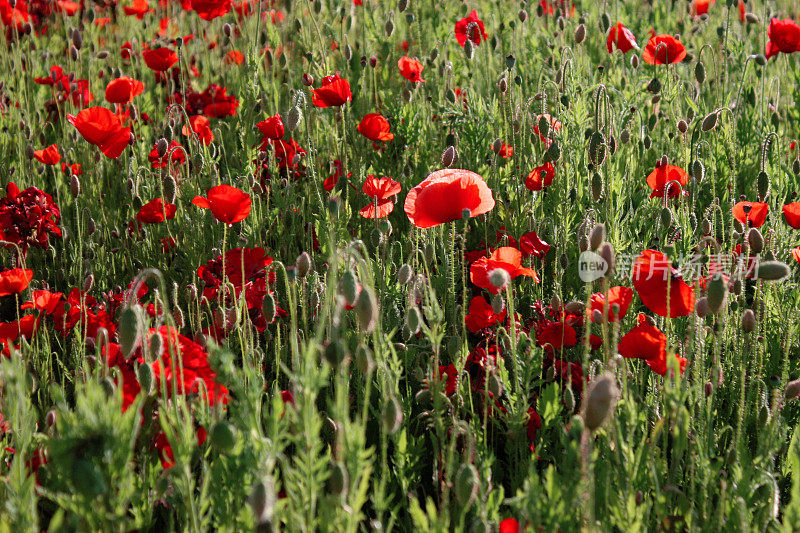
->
33 144 61 165
618 314 687 376
257 114 284 142
359 175 401 219
0 183 62 253
21 289 63 315
607 22 638 53
191 184 251 224
470 247 539 294
766 18 800 59
536 321 577 351
225 50 245 65
357 113 394 142
783 203 800 229
0 268 32 296
143 47 179 71
105 76 144 104
642 34 687 65
454 10 487 47
732 201 769 228
646 164 689 198
499 518 521 533
311 74 352 108
182 115 214 145
123 0 153 18
632 250 695 318
524 162 555 191
397 56 425 82
793 246 800 265
404 169 495 228
190 0 231 20
519 231 550 259
137 198 177 224
67 107 131 159
464 295 507 333
589 286 633 322
692 0 714 16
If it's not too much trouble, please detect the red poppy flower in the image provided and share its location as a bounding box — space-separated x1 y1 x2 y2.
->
643 34 687 65
692 0 714 16
732 201 769 228
257 114 284 142
0 268 33 297
33 144 61 165
793 246 800 265
454 10 487 47
404 169 495 228
105 76 144 104
397 56 425 83
21 289 63 315
123 0 153 18
618 314 687 376
519 231 550 259
589 286 633 322
646 164 688 198
137 198 177 224
182 115 214 145
0 314 39 344
357 113 394 142
784 203 800 229
190 0 231 20
0 183 62 253
765 18 800 59
607 22 638 53
536 321 577 351
524 162 555 191
464 295 507 333
191 184 251 224
66 107 131 159
359 175 401 219
470 247 539 294
494 142 513 159
311 74 352 108
499 518 521 533
201 86 239 118
632 250 695 318
143 47 179 71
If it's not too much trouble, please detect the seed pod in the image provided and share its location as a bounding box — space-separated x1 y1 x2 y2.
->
707 275 727 314
741 309 756 333
694 62 705 84
296 252 312 277
756 261 790 281
249 478 276 525
355 286 378 333
747 228 764 254
210 421 237 452
701 111 718 131
382 395 403 434
574 23 586 44
455 464 479 507
340 270 358 306
582 372 620 432
757 171 769 200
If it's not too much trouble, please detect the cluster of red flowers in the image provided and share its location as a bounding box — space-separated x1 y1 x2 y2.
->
0 182 62 254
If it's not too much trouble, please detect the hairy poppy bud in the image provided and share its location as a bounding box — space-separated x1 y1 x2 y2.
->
118 305 144 358
356 286 378 333
441 145 457 167
660 207 673 228
489 268 511 290
156 138 168 157
691 160 705 181
340 270 358 306
461 208 472 220
405 306 422 334
384 17 395 37
742 309 756 333
343 44 353 61
695 62 706 84
582 372 620 432
69 175 81 198
757 171 769 200
455 464 479 507
631 54 640 68
544 141 561 163
589 224 605 250
677 119 688 133
647 77 662 94
574 23 586 44
565 300 585 315
296 252 311 278
707 275 727 314
286 106 302 132
397 263 413 285
701 111 718 132
262 293 276 323
492 138 503 153
301 73 314 87
589 131 606 166
382 395 403 434
786 379 800 401
211 421 237 453
464 39 475 60
598 242 616 275
745 12 759 24
756 261 790 281
249 478 276 526
747 228 764 254
563 387 576 412
491 293 505 315
498 77 508 93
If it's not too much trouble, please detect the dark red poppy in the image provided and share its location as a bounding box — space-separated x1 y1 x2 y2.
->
148 140 186 169
464 295 507 333
692 0 714 17
499 518 520 533
182 115 214 145
618 313 687 376
643 34 687 65
766 18 800 59
357 113 394 142
190 0 230 20
191 184 251 224
67 107 131 159
397 56 425 82
0 183 62 253
0 268 33 297
311 74 352 108
454 10 487 47
257 114 284 142
33 144 61 165
436 365 459 396
519 231 550 259
632 250 695 318
105 76 144 104
536 321 577 351
143 47 179 71
470 247 539 294
732 201 769 228
137 198 177 224
21 289 63 315
607 22 638 53
646 164 688 198
359 175 401 219
524 162 555 191
589 286 633 322
404 169 495 228
783 203 800 229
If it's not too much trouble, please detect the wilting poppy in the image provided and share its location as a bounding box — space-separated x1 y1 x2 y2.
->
646 164 688 198
404 169 495 228
357 113 394 142
190 0 231 20
191 184 251 224
464 295 507 333
397 57 425 82
519 231 550 259
632 249 695 318
143 47 179 71
359 175 401 219
765 18 800 59
607 22 638 53
33 145 61 165
642 34 687 65
137 198 177 224
105 76 144 104
618 314 687 376
454 10 488 46
0 268 33 297
257 114 284 142
784 203 800 229
67 107 132 159
589 286 634 322
311 74 352 108
470 247 539 294
524 163 555 191
182 115 214 145
732 201 769 228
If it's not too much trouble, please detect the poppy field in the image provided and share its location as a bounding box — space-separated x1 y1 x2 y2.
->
4 0 800 530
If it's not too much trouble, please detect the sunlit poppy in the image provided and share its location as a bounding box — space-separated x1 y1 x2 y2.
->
0 268 33 297
311 74 352 108
643 34 687 64
765 18 800 60
404 169 495 228
632 249 695 318
191 184 251 224
607 22 638 53
454 10 487 46
67 107 131 159
646 164 688 198
397 57 425 82
732 201 769 228
137 198 177 224
33 144 61 165
359 175 401 219
357 113 394 142
618 313 687 376
589 286 634 322
470 247 539 294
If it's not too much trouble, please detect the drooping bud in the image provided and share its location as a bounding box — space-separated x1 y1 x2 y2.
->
589 223 605 250
574 23 586 44
747 228 764 254
582 372 620 432
786 378 800 401
118 305 144 358
340 270 359 306
286 106 303 132
397 263 413 284
701 111 718 132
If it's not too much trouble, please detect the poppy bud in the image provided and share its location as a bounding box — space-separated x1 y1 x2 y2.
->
690 160 705 181
462 208 472 220
286 106 303 133
741 309 756 333
676 119 688 133
464 39 475 60
785 378 800 401
397 263 413 285
755 261 790 281
701 111 718 132
67 174 82 198
647 77 662 94
757 171 769 200
498 77 508 94
83 273 94 292
754 54 767 66
491 293 505 315
343 44 353 61
747 228 764 254
70 45 79 61
598 242 616 275
172 306 185 328
582 372 620 432
745 12 759 24
324 338 346 366
249 478 276 526
589 224 605 250
588 131 606 166
574 23 586 44
565 300 585 315
492 138 503 153
793 159 800 175
695 296 709 318
355 287 378 333
441 145 457 167
156 137 168 157
405 306 422 334
46 410 57 428
356 344 374 375
660 207 673 228
590 172 603 202
592 309 604 323
301 73 314 87
136 362 154 395
489 268 511 290
429 48 439 62
544 141 561 163
518 8 529 22
695 62 705 84
385 17 395 37
118 305 144 358
382 395 403 434
262 293 276 323
211 421 237 453
631 54 640 68
455 464 479 507
707 275 727 314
